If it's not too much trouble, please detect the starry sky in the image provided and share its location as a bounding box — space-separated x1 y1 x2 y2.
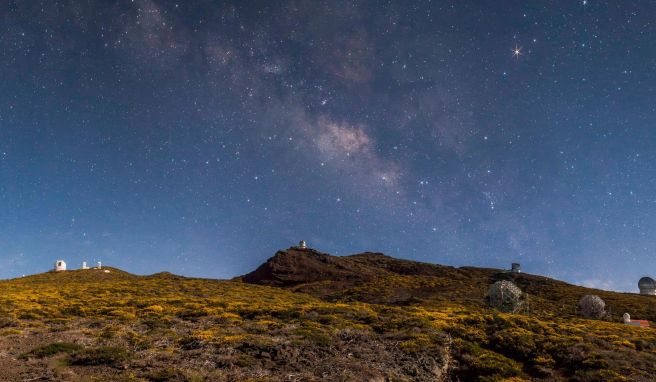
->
1 1 654 291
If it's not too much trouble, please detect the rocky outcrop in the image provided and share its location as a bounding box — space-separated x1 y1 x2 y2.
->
241 247 376 286
240 247 459 287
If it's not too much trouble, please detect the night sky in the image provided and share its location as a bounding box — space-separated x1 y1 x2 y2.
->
1 1 655 292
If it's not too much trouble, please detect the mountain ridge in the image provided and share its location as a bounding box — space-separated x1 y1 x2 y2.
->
241 247 656 320
1 248 655 381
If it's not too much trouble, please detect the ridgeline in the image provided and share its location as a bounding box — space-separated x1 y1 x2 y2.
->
0 247 654 381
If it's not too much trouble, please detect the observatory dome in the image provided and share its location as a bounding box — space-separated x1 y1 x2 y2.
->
54 260 67 272
638 277 656 295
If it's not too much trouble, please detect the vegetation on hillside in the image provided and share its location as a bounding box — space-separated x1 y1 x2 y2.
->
0 252 655 381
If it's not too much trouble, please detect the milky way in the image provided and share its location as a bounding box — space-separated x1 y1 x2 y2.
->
0 1 654 291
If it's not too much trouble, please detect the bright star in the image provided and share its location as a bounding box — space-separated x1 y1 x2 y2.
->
512 45 522 59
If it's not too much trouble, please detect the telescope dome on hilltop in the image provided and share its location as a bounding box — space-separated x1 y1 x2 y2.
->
54 260 66 272
638 277 656 295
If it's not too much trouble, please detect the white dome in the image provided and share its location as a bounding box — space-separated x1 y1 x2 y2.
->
54 260 67 272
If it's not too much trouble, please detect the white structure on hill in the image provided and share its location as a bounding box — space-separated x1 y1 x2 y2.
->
638 277 656 295
298 240 307 249
510 263 521 273
97 261 102 269
54 260 67 272
82 261 89 270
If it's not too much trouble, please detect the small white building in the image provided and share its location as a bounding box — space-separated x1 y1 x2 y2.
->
298 240 307 249
623 312 650 327
82 261 89 270
54 260 67 272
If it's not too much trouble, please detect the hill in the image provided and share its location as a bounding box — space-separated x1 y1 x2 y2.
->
0 249 654 381
243 247 656 320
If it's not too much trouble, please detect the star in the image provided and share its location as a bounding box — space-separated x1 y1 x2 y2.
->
512 45 523 59
0 0 650 297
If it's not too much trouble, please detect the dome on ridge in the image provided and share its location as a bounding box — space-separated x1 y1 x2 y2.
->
639 277 656 295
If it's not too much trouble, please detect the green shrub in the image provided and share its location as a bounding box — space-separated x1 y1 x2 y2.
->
20 342 82 359
455 341 526 381
69 346 131 367
489 327 537 360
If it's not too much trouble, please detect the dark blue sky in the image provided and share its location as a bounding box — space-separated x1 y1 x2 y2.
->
1 1 654 292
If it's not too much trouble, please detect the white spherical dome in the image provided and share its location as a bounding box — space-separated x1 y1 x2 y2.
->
54 260 67 272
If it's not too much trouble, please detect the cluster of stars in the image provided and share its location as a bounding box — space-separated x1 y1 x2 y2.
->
0 0 652 293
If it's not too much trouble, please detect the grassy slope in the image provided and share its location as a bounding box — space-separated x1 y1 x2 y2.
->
0 268 449 381
256 252 656 381
0 259 655 381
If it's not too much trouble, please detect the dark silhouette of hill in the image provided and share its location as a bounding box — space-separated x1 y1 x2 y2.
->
242 247 656 320
2 249 656 381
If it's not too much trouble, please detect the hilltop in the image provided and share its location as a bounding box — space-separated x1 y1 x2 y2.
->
0 248 655 381
243 247 656 320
